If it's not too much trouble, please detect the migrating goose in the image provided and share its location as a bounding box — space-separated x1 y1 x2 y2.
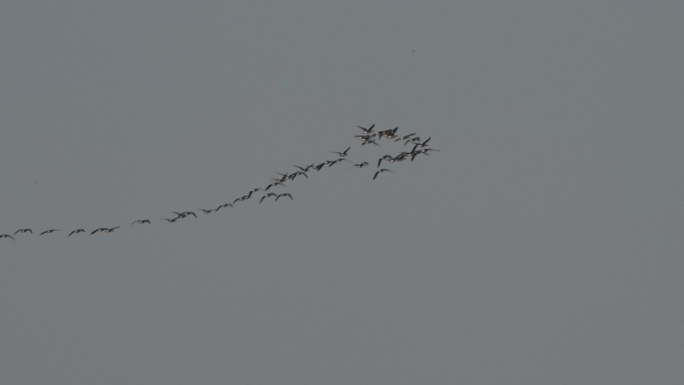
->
196 208 217 214
172 211 197 219
0 234 15 240
163 217 179 223
357 124 375 133
216 203 233 211
39 229 60 235
131 219 152 224
91 226 120 234
265 180 286 191
275 193 293 201
332 147 351 157
352 161 369 168
373 168 393 181
259 193 278 204
14 228 32 235
294 164 314 172
68 229 86 237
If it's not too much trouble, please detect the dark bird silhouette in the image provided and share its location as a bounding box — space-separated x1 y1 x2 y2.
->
275 193 293 201
1 234 15 240
357 124 375 133
332 147 351 157
216 203 233 211
163 217 179 223
68 229 85 237
91 226 120 235
39 229 60 235
259 193 278 203
352 161 369 168
373 168 393 180
14 228 32 235
173 211 197 219
131 219 152 224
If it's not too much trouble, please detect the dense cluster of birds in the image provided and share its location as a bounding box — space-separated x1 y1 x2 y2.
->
1 125 438 241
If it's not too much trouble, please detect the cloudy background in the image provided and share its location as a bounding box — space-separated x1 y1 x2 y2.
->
1 1 683 384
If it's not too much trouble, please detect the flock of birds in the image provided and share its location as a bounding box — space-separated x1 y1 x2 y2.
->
1 125 438 241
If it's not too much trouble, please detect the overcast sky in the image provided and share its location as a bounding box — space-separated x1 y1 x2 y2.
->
1 1 683 384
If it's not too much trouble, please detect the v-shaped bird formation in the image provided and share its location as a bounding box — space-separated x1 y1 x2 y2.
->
1 125 438 241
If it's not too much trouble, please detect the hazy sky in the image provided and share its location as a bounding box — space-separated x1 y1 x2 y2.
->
1 1 683 384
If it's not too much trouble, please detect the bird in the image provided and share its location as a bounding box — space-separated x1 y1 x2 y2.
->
172 211 197 219
14 228 32 235
39 229 60 235
216 203 233 211
332 147 351 157
0 234 15 240
373 169 393 180
275 193 293 201
357 124 375 133
163 217 179 223
196 208 216 214
131 219 152 224
90 226 120 235
352 161 369 168
68 229 86 237
259 193 278 203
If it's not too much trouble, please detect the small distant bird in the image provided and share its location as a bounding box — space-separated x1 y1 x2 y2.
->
373 169 393 181
196 208 216 214
131 219 151 224
68 229 86 237
0 234 15 240
91 226 119 235
39 229 60 235
275 193 293 201
14 228 32 235
163 218 178 223
172 211 197 219
352 162 369 168
216 203 233 211
357 124 375 133
259 193 278 204
332 147 351 157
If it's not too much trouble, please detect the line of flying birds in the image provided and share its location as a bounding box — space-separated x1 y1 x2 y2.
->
1 125 438 241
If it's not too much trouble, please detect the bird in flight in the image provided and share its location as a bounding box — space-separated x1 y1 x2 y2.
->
39 229 60 235
352 161 369 168
332 146 351 157
131 219 151 224
1 234 15 240
275 193 293 201
259 193 278 203
14 228 32 235
91 226 120 234
373 169 393 180
68 229 86 237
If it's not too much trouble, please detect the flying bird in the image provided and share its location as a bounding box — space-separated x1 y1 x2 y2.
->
332 147 351 157
14 228 32 235
91 226 120 234
68 229 86 237
275 193 293 201
259 193 278 203
131 219 152 224
373 169 393 180
0 234 15 240
39 229 60 235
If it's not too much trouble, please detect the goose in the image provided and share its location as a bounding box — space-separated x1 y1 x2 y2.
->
0 234 15 240
259 192 278 203
294 164 314 172
373 168 393 180
394 133 416 142
352 161 369 168
131 219 152 224
39 229 60 235
275 193 293 201
173 211 197 219
332 147 351 157
14 228 32 235
216 203 233 211
68 229 86 237
91 226 120 235
357 124 375 133
163 217 179 223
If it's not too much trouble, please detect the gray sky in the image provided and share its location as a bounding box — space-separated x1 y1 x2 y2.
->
1 1 683 384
